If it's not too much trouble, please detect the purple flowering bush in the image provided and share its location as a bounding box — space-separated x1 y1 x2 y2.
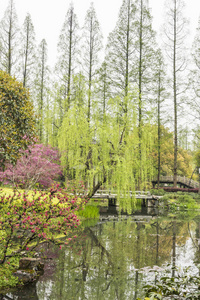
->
0 144 62 190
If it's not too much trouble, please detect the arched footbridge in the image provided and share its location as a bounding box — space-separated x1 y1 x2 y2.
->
152 175 199 189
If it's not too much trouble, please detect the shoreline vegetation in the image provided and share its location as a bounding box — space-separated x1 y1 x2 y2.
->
0 184 87 291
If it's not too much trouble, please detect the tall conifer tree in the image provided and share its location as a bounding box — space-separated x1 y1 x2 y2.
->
162 0 188 187
188 17 200 119
106 0 135 108
19 13 36 88
55 3 80 112
81 2 103 123
97 61 111 120
153 49 168 186
133 0 158 144
34 39 51 142
0 0 19 76
106 0 158 188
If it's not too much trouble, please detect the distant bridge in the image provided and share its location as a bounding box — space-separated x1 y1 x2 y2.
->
152 175 199 189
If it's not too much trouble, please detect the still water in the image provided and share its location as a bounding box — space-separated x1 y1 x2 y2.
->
2 206 200 300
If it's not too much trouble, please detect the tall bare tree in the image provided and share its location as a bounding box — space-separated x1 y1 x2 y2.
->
162 0 188 187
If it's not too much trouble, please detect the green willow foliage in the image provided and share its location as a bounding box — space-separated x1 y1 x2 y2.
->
58 92 154 212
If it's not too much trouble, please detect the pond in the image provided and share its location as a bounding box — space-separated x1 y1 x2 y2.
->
1 204 200 299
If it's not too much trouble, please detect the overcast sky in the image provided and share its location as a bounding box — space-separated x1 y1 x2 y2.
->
0 0 200 66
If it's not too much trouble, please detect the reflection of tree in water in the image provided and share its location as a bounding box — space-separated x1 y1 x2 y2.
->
190 216 200 275
1 215 192 300
1 214 195 300
35 216 191 300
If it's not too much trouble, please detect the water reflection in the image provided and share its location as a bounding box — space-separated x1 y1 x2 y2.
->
1 211 200 300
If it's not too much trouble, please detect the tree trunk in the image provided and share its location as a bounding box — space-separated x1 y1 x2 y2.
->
138 0 143 189
173 0 178 188
157 69 161 187
66 10 73 111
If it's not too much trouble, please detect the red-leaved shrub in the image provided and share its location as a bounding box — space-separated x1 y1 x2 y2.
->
0 144 62 189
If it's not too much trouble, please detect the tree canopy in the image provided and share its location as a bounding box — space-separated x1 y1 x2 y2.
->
0 71 36 169
58 94 154 212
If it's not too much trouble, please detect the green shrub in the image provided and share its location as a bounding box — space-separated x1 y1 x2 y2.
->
0 258 19 290
150 189 165 196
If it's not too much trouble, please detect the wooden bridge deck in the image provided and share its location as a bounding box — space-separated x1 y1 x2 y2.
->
91 190 160 208
92 190 160 200
152 175 199 189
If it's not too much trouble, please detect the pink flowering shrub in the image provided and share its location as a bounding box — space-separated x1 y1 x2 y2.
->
0 144 62 190
0 185 88 264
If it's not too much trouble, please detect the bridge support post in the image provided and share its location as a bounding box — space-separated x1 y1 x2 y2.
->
147 199 159 207
108 198 117 206
142 199 146 207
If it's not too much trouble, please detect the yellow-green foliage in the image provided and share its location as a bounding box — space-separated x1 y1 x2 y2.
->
0 187 83 208
0 71 36 168
58 93 155 212
77 205 99 219
151 126 193 178
194 149 200 168
0 187 44 201
0 187 14 196
0 262 19 289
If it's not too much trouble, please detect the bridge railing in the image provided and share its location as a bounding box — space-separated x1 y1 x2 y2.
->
94 190 151 197
153 175 199 189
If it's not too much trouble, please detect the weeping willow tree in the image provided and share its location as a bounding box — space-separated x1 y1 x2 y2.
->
58 90 154 212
